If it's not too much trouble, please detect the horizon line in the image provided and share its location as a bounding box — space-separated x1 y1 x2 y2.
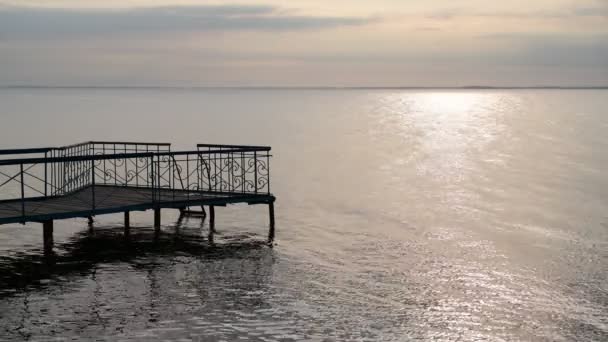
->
1 85 608 90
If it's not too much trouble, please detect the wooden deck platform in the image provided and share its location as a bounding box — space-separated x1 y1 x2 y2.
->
0 185 274 225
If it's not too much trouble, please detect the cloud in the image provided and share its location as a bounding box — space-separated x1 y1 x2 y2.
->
424 2 608 20
0 4 373 39
477 33 608 67
572 4 608 17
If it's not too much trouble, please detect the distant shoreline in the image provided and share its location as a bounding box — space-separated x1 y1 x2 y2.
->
1 85 607 90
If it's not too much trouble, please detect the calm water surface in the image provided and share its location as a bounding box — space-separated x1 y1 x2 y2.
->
0 89 606 341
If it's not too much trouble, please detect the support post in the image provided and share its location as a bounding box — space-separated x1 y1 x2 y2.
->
124 211 130 236
200 206 207 217
209 206 215 232
154 208 161 234
203 216 214 245
175 213 184 236
87 216 94 234
268 202 275 244
43 220 53 254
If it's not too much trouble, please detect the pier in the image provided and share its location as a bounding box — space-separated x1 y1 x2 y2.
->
0 141 275 253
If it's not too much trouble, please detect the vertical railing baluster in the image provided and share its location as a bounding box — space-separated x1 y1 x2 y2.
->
146 145 149 189
62 149 65 194
50 151 53 196
89 143 92 185
74 146 77 190
241 151 245 193
53 150 57 195
156 145 160 189
57 150 60 195
170 154 174 190
186 154 190 201
67 147 70 192
170 156 175 201
78 145 81 189
68 148 71 192
157 155 161 203
102 144 106 185
57 150 60 194
135 145 139 187
113 143 117 186
83 145 86 186
124 145 128 186
229 150 232 192
67 148 70 192
82 144 85 187
150 155 155 204
196 152 201 193
74 146 77 191
230 151 234 192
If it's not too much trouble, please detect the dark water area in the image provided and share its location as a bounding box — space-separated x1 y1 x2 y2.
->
0 89 607 341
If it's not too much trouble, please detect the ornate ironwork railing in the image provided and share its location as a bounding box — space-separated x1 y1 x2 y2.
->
0 142 272 221
197 144 271 194
0 141 171 197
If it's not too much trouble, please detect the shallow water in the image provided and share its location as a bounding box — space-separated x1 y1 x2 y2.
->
0 88 606 341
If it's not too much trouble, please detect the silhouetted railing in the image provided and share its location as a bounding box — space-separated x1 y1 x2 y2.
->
197 144 271 195
0 141 172 197
0 142 272 222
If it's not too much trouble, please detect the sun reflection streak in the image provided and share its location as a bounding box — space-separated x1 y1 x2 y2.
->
371 91 512 211
413 92 486 116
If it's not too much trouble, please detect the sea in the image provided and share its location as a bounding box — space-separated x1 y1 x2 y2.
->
0 88 606 341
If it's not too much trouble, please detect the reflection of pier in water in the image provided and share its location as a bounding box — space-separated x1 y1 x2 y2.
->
0 216 275 339
0 141 276 254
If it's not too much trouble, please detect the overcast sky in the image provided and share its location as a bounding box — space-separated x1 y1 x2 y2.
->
0 0 606 86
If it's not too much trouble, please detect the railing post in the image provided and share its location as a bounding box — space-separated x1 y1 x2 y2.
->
150 155 155 204
254 151 258 194
20 163 25 221
44 152 48 197
91 159 96 211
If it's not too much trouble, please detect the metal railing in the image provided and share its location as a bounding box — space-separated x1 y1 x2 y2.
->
0 141 171 198
0 142 272 221
196 144 271 195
